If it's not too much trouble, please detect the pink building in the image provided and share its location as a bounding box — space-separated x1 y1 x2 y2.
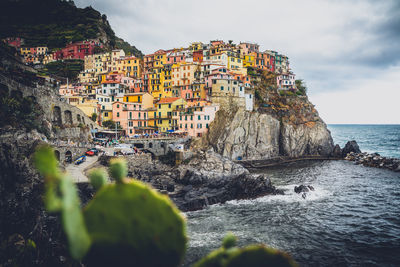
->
59 84 84 96
132 79 144 93
166 51 186 64
112 101 151 136
175 105 219 137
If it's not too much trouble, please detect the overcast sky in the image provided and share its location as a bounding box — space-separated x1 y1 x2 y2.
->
76 0 400 124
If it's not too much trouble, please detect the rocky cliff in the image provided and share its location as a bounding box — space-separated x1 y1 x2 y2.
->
203 92 334 161
0 43 99 266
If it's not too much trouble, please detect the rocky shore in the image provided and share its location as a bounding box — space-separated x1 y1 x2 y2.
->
99 149 283 211
344 152 400 172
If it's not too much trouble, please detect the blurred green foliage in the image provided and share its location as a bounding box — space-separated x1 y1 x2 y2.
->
34 145 297 266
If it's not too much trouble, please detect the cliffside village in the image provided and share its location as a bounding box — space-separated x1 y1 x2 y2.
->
4 37 297 138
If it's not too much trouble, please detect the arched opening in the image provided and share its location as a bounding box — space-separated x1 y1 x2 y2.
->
160 142 165 148
54 150 60 161
65 151 72 163
64 110 73 125
77 114 81 122
82 117 85 124
53 106 62 126
149 142 153 148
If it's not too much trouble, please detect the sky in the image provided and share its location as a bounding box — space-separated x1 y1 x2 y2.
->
75 0 400 124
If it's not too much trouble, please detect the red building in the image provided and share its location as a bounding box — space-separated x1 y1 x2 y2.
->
54 40 100 60
193 50 203 62
4 37 24 48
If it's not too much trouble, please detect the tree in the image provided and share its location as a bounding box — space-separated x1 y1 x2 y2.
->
102 120 121 130
90 113 97 122
295 79 307 95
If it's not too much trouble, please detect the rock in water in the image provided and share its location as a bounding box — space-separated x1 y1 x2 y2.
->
294 185 310 194
332 144 342 158
342 140 361 157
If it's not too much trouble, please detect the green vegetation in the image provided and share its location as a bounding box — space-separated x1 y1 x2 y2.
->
0 86 44 133
295 79 307 95
90 113 97 122
34 145 187 266
194 234 297 267
0 0 142 57
37 59 83 81
115 37 142 57
102 120 122 130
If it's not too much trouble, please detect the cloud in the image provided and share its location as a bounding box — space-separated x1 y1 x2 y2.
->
74 0 400 123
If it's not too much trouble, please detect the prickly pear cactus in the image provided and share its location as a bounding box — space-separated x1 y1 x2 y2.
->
34 146 187 266
83 158 187 267
34 145 91 260
88 168 107 191
194 234 297 267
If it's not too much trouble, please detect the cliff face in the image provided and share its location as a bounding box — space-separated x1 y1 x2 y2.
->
204 95 334 160
0 44 99 265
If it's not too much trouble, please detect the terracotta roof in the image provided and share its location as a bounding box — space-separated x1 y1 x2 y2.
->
157 97 180 104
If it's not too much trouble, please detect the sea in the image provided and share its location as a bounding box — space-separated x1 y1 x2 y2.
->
184 124 400 266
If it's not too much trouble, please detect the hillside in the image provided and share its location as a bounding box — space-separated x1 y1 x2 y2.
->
0 0 142 57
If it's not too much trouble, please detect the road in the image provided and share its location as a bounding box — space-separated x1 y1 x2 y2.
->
65 155 99 183
64 147 115 183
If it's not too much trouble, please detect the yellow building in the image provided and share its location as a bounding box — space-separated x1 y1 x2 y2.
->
123 92 154 109
190 42 203 51
117 56 142 78
147 107 158 128
20 47 30 55
156 97 187 132
227 53 244 71
243 54 255 68
149 68 163 99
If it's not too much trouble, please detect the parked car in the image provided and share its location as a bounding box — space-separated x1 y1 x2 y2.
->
74 155 86 165
86 150 95 156
86 148 99 156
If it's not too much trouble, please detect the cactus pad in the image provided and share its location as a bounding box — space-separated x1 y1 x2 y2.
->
88 168 108 190
109 158 127 183
83 180 187 267
195 235 297 267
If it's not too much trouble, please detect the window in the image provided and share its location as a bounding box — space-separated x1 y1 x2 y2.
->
198 115 201 120
117 112 120 117
221 86 224 90
117 104 119 108
190 123 193 129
